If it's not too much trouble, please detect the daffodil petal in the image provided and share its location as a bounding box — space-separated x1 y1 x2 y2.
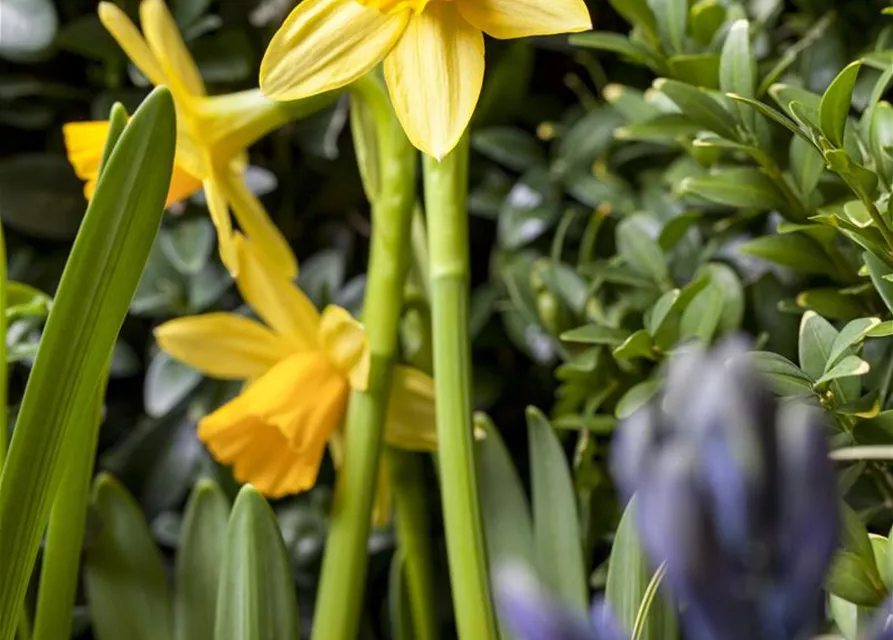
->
98 1 167 87
139 0 206 99
384 365 436 451
199 352 349 497
384 3 484 159
455 0 591 39
235 234 321 349
154 313 288 380
203 175 238 275
319 305 370 391
166 166 203 206
260 0 409 101
221 168 298 279
62 121 108 200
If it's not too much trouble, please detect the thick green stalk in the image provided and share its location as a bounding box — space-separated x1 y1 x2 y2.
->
388 449 438 640
310 74 416 640
424 137 497 638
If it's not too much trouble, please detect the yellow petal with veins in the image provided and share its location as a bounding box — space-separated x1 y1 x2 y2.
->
454 0 591 40
222 168 298 279
319 305 370 391
384 365 436 451
154 313 289 380
203 175 238 275
199 351 349 498
384 2 484 159
139 0 206 100
260 0 410 101
98 2 167 87
235 235 320 349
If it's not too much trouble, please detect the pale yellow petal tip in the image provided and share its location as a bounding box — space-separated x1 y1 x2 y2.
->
97 1 128 27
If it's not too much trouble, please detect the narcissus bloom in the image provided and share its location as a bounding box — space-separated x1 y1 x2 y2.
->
74 0 320 277
155 235 437 499
260 0 591 159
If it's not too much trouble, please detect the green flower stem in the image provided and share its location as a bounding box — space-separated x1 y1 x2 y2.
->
388 449 438 640
311 74 416 640
424 136 498 639
0 223 6 468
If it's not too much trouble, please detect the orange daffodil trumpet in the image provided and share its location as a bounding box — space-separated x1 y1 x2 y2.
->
65 0 327 278
259 0 592 159
155 235 437 499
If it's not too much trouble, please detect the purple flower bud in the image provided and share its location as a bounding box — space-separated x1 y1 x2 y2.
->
494 563 626 640
612 339 839 640
869 597 893 640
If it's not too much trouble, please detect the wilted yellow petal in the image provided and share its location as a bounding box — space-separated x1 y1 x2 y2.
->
203 175 238 275
384 3 484 159
260 0 410 100
455 0 591 39
139 0 206 100
154 313 289 379
222 169 298 279
384 365 436 451
319 305 370 391
235 234 321 349
199 351 349 497
98 2 167 87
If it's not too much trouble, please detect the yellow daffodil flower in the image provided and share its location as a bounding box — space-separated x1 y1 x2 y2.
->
155 234 437 499
259 0 592 159
74 0 316 277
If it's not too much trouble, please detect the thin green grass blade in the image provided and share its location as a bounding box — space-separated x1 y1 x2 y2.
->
0 87 175 640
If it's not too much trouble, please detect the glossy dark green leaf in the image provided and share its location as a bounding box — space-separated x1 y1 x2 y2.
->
656 79 738 140
815 355 870 386
680 168 786 210
84 474 173 640
790 135 825 197
865 251 893 314
560 324 630 346
726 93 815 147
0 87 175 637
613 329 658 362
820 61 862 148
605 497 679 640
215 486 299 640
526 408 587 614
616 215 669 285
473 127 546 172
827 318 882 370
738 234 838 277
615 380 662 420
799 311 839 380
749 351 814 395
720 20 756 131
175 480 231 640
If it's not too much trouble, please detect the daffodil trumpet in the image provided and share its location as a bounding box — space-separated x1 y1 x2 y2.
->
310 72 422 640
66 0 336 278
260 0 592 160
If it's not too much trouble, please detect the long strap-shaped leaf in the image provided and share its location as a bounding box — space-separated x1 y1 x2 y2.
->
0 86 176 639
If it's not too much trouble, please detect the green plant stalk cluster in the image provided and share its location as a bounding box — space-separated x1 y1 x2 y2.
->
310 73 418 640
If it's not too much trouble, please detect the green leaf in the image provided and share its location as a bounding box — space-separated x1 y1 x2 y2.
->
656 79 738 140
668 53 720 89
679 285 724 342
790 134 825 197
815 356 871 386
738 234 838 277
84 474 173 640
144 352 203 418
215 486 299 640
569 33 655 68
475 414 534 569
473 127 546 173
605 498 679 640
160 219 215 276
615 379 662 420
827 551 888 607
613 329 658 362
865 251 893 314
720 20 756 131
526 407 587 614
0 87 175 638
560 324 630 346
608 0 659 41
726 93 815 147
689 0 725 46
827 318 882 370
749 351 814 395
175 480 231 640
680 167 786 210
799 311 839 380
616 215 669 285
645 289 681 338
649 0 688 53
819 61 862 148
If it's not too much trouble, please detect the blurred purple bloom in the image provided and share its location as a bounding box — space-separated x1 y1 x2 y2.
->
870 597 893 640
494 563 627 640
612 339 839 640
